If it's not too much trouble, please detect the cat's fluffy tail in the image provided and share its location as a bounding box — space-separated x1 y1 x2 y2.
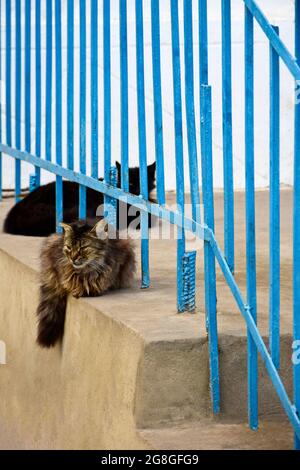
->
36 286 67 348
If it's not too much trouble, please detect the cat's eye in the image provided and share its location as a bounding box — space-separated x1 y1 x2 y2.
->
64 246 71 253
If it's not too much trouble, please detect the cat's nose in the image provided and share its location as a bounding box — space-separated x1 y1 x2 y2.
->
73 259 82 266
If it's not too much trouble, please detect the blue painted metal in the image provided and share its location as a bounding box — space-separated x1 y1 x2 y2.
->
269 25 280 371
29 174 37 193
79 0 87 220
1 0 300 449
294 0 300 451
15 0 21 202
243 0 300 81
91 0 98 180
0 144 207 241
5 0 11 146
209 228 300 441
105 166 118 227
151 0 165 206
135 0 150 289
45 0 52 162
170 0 186 312
25 0 31 153
67 0 74 171
35 0 41 187
184 0 201 227
119 0 129 192
182 251 197 312
245 5 258 431
221 0 234 273
103 0 111 193
200 84 220 414
198 0 208 85
55 0 63 232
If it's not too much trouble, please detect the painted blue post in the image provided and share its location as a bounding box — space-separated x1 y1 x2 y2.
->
55 0 63 232
79 0 87 220
91 0 98 180
35 0 41 187
294 0 300 451
106 166 118 227
221 0 234 273
245 5 258 431
45 0 52 162
184 0 201 226
200 84 220 414
119 0 129 192
25 0 31 154
170 0 185 312
67 0 74 171
151 0 165 205
5 0 11 147
103 0 111 204
198 0 208 85
182 251 197 312
269 25 280 371
135 0 150 289
15 0 21 201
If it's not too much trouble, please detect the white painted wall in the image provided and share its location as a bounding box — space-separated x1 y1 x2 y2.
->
0 0 296 190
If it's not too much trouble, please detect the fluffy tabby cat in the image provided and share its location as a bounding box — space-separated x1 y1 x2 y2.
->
4 161 156 236
36 218 136 348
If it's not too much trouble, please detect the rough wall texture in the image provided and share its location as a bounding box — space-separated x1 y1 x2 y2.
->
0 248 148 449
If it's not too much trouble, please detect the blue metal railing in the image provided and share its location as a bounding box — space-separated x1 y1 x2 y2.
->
0 0 299 449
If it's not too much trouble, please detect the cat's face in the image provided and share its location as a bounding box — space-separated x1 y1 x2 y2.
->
60 220 108 270
116 161 156 195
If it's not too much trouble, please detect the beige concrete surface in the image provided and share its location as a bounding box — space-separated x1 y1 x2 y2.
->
0 189 296 449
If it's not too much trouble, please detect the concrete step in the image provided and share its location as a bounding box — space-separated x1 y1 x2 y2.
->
0 190 296 449
140 419 294 450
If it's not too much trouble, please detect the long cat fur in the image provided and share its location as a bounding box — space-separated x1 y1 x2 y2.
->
36 218 136 348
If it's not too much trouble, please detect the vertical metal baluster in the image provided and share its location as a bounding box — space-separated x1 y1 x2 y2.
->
245 5 258 431
170 0 185 311
67 0 74 171
200 84 220 414
5 0 11 146
222 0 234 272
184 0 200 226
119 0 129 192
15 0 21 200
151 0 165 205
91 0 98 181
135 0 149 289
25 0 31 154
269 25 280 370
55 0 62 231
103 0 111 212
35 0 41 187
198 0 208 85
79 0 86 219
294 0 300 451
45 0 52 162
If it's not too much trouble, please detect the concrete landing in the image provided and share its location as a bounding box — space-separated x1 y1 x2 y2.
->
0 188 296 449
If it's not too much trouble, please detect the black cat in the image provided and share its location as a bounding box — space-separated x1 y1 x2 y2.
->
3 161 156 236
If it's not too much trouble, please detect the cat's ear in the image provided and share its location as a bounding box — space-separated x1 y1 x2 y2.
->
60 223 73 237
90 219 109 240
147 161 156 179
115 161 121 173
